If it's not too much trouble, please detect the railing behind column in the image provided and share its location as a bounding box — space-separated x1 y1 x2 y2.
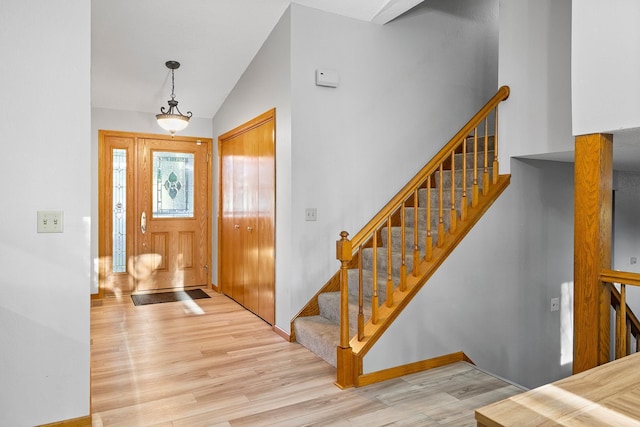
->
600 269 640 359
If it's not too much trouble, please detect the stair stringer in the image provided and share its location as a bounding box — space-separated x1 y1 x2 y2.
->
349 174 510 364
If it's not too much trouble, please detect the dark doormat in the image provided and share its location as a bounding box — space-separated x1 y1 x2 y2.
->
131 288 211 306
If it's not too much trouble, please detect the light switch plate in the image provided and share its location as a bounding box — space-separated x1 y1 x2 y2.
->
37 211 64 233
305 208 317 221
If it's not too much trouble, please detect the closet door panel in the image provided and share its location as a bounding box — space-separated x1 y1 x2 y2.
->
243 131 259 314
257 120 275 324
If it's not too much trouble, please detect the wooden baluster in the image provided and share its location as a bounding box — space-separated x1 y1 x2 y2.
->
400 203 407 292
493 107 500 184
437 165 445 247
615 299 621 360
614 300 621 360
426 175 433 261
413 190 419 276
386 217 394 307
372 232 379 324
472 128 479 207
627 317 632 356
461 138 468 221
336 231 354 388
357 249 364 341
637 332 640 353
621 283 627 358
450 151 457 233
483 117 490 196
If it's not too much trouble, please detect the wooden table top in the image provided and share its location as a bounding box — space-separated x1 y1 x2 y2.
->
475 352 640 426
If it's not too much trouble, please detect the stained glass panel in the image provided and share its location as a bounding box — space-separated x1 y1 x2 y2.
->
153 151 194 218
112 149 127 273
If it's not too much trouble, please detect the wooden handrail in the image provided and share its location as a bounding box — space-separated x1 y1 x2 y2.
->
349 86 510 250
601 269 640 287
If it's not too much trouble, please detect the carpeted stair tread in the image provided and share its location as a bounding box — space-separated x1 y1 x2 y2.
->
404 207 454 231
381 226 431 252
464 134 495 151
318 292 373 327
361 246 416 277
348 269 390 301
419 187 471 208
453 150 494 169
436 167 494 188
293 316 339 367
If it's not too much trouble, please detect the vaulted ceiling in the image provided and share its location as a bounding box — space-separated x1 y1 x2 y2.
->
91 0 423 120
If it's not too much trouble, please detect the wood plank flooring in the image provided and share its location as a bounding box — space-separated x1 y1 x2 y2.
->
91 289 523 426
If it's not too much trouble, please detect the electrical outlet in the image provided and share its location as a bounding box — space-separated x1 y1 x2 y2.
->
37 211 64 233
550 297 560 312
305 208 317 221
631 257 637 265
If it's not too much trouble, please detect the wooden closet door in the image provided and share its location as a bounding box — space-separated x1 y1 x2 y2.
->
218 109 275 324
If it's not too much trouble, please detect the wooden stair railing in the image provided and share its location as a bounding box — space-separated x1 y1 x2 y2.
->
600 269 640 359
331 86 512 388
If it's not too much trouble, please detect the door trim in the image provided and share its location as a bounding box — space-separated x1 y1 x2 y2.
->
97 130 213 298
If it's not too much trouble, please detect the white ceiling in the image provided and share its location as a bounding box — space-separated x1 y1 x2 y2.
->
91 0 422 120
91 0 640 172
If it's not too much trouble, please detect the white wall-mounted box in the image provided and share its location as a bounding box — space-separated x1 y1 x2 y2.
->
316 69 339 88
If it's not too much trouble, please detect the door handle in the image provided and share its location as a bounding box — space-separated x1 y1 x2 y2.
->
247 226 253 232
234 224 240 229
141 211 147 234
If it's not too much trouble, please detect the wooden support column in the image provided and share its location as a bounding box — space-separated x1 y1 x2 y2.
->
573 133 612 374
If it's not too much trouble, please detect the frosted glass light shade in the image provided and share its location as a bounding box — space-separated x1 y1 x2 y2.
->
156 113 190 135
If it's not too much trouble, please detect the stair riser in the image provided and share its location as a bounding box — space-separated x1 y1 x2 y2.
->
419 187 470 209
348 269 389 301
464 135 495 152
404 207 453 231
361 247 415 277
435 168 493 189
453 150 494 169
318 292 372 330
380 226 436 253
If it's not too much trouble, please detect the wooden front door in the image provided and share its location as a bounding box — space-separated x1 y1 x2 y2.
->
99 131 212 296
219 109 275 324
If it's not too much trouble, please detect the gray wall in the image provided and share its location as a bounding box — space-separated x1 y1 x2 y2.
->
367 158 575 389
288 0 499 330
572 0 640 135
0 1 91 425
613 172 640 316
211 8 293 326
211 1 499 332
498 0 573 170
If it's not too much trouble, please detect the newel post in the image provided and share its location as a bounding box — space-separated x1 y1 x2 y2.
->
335 231 355 388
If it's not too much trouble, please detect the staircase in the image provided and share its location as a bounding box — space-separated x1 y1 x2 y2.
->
292 86 512 386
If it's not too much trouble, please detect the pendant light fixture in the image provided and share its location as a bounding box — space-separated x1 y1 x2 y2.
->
156 60 192 136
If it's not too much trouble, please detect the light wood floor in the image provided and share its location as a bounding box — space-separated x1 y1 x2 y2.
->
91 289 523 426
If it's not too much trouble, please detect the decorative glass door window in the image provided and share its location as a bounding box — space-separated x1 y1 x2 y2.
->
112 149 127 273
152 151 194 218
